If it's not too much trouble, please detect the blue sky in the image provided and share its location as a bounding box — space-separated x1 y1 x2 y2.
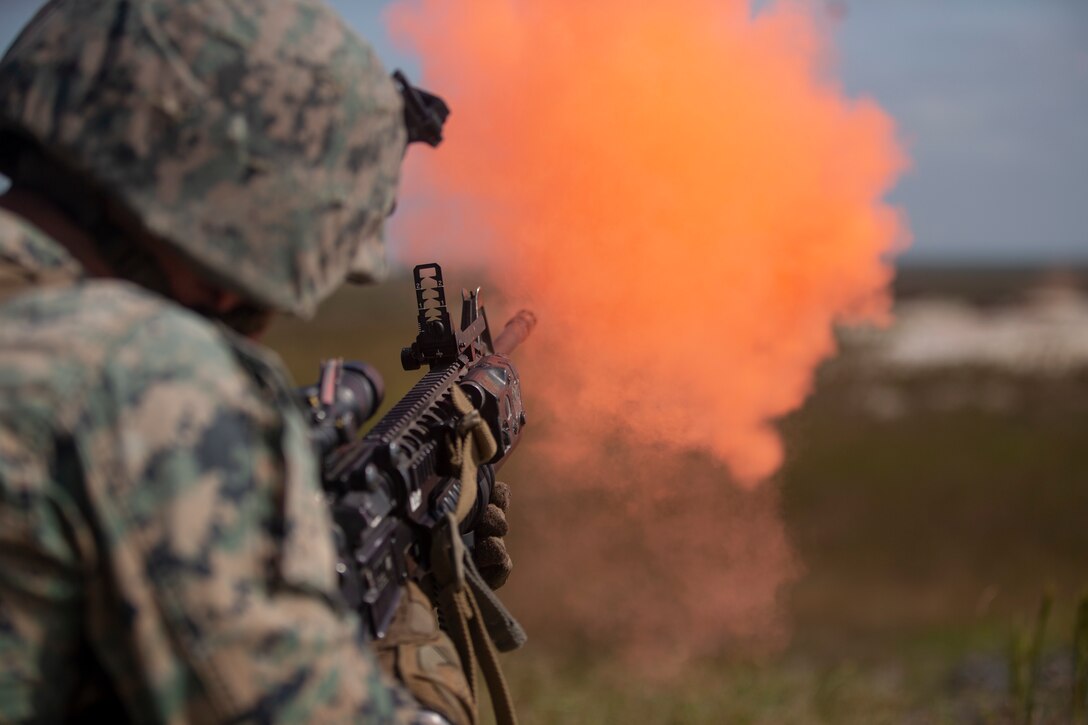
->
1 0 1085 264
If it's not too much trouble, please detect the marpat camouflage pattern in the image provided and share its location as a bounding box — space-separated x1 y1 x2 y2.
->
0 208 423 721
0 0 406 318
0 0 443 719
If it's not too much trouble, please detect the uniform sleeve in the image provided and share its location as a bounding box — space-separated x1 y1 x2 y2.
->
0 428 87 722
80 310 425 723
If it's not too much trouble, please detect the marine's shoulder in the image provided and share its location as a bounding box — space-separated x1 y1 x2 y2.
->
0 207 83 287
0 275 252 434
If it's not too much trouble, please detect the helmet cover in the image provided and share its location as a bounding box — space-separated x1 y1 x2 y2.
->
0 0 406 316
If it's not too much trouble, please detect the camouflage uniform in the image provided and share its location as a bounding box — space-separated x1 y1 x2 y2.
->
0 0 450 722
0 212 428 722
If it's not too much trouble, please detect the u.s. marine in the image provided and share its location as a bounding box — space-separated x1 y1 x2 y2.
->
0 0 484 722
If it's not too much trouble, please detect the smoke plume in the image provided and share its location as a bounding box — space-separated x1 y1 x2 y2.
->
386 0 908 660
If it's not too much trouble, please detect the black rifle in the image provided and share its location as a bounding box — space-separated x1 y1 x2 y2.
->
299 263 534 639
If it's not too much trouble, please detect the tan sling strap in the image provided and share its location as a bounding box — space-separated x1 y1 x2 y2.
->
447 385 527 650
431 384 521 725
431 516 519 725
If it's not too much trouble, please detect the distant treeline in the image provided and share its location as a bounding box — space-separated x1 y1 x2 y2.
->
895 263 1088 306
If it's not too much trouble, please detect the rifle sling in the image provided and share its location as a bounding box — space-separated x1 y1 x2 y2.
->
448 385 497 523
464 560 527 653
432 516 519 725
448 385 527 651
429 386 523 724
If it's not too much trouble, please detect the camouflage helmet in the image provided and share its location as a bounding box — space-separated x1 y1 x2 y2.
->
0 0 406 317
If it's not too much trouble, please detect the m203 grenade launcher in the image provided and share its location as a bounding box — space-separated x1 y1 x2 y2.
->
299 263 535 641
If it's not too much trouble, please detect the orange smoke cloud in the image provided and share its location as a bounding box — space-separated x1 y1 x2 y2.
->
388 0 908 484
384 0 908 661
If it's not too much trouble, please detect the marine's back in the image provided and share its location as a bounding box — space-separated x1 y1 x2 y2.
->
0 208 409 723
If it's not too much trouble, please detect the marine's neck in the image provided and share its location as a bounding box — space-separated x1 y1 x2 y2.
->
0 186 113 276
0 186 271 338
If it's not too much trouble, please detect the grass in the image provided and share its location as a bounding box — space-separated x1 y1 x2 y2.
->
482 383 1087 723
265 272 1088 723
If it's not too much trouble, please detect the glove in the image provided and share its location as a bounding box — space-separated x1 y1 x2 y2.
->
473 479 513 590
374 581 475 725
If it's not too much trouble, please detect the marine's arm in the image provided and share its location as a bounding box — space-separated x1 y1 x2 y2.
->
82 307 448 723
0 431 86 722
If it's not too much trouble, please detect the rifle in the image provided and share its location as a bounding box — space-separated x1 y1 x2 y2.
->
299 262 535 641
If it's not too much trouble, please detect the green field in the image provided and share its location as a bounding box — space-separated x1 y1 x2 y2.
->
266 267 1088 724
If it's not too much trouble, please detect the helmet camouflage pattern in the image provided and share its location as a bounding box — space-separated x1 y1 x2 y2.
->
0 0 406 317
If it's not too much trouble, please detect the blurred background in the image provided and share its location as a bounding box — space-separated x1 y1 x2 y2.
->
3 1 1087 722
